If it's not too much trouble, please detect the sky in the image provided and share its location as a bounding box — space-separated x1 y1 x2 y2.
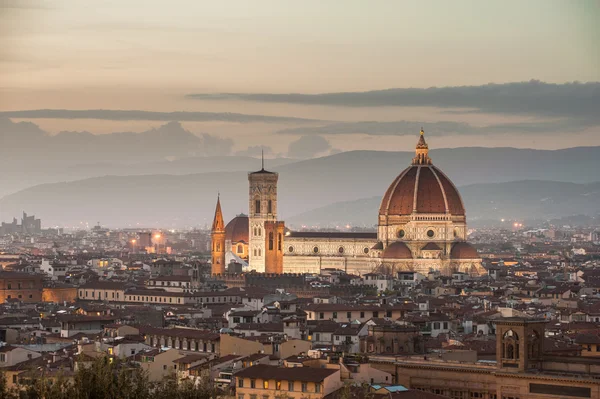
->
1 0 599 154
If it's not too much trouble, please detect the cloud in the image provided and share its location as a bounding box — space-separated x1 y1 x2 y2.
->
0 109 324 124
199 133 233 156
277 119 588 137
287 135 332 159
187 80 600 121
235 145 273 157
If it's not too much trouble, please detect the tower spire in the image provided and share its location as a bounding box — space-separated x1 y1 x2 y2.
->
212 195 224 231
261 148 264 170
412 128 431 165
211 194 226 275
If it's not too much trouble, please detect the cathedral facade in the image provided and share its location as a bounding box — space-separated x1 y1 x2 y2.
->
211 130 485 277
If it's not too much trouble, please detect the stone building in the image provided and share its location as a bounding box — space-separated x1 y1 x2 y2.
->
213 130 485 277
0 272 43 303
370 318 600 399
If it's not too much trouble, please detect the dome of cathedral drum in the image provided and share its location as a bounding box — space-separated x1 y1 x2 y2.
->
225 214 249 244
379 131 465 219
374 129 484 276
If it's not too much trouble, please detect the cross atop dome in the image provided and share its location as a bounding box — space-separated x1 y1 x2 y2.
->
412 129 432 165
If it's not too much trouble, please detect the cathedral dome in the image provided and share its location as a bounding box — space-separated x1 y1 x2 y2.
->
379 130 465 217
450 242 478 259
382 241 412 259
225 214 249 244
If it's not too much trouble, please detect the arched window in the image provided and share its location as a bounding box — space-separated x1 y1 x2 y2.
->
528 331 540 358
258 248 262 256
255 199 261 214
237 244 243 254
506 343 514 359
268 200 272 214
269 232 274 250
502 330 519 360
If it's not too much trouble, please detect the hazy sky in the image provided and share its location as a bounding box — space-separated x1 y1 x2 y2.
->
1 0 599 153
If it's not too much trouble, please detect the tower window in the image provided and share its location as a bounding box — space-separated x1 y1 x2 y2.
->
268 200 272 214
269 232 274 250
255 199 261 214
278 233 282 251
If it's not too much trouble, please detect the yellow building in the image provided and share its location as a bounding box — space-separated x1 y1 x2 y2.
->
235 364 342 399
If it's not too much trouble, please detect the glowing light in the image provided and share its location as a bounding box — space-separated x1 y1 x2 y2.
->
501 219 505 222
154 234 161 239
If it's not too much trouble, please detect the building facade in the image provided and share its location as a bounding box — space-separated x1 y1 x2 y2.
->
0 272 43 303
370 318 600 399
212 130 485 277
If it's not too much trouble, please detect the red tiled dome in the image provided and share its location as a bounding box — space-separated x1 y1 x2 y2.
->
379 165 465 217
379 130 465 218
382 241 413 259
225 215 249 243
450 242 478 259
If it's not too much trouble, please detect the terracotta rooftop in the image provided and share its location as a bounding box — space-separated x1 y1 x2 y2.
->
235 364 338 382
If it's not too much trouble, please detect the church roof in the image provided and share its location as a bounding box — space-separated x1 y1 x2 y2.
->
379 130 465 217
225 215 249 243
286 231 377 240
450 242 479 259
382 241 412 259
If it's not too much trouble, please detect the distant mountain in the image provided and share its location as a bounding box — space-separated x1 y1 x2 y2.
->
2 169 599 229
286 181 600 228
3 116 600 227
0 118 295 197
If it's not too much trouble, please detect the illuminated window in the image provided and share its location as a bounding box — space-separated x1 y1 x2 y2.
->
263 380 269 389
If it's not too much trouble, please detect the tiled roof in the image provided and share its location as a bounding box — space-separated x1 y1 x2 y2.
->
234 364 338 382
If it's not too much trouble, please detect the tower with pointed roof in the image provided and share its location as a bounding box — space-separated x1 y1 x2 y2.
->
211 195 226 275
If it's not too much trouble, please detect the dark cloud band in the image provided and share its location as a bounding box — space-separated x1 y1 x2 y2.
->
0 109 325 124
187 80 600 120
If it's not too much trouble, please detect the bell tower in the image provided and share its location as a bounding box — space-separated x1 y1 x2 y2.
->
211 195 226 275
248 155 278 272
495 318 546 372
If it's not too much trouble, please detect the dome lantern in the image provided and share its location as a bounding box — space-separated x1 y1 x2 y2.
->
412 128 431 165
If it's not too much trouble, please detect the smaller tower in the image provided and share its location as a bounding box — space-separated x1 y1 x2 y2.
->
211 195 226 275
495 318 546 372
